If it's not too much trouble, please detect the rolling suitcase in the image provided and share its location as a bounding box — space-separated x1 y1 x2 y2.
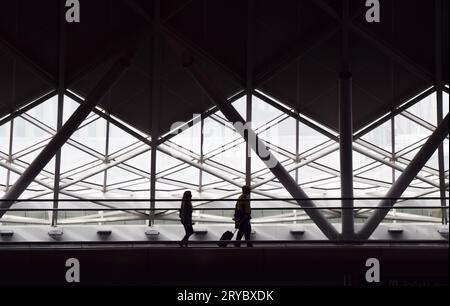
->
218 229 237 247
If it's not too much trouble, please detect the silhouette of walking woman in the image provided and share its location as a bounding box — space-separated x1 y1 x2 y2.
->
179 191 193 247
234 185 253 247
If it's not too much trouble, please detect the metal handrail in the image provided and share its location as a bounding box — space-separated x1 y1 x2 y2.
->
0 206 449 212
0 196 448 202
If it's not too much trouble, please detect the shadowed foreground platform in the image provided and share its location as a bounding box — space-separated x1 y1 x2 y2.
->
0 243 447 286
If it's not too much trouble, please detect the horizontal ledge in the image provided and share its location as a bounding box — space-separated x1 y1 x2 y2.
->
1 206 449 212
1 240 447 246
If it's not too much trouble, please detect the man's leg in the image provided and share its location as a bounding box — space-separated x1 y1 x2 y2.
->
244 221 253 247
235 226 244 247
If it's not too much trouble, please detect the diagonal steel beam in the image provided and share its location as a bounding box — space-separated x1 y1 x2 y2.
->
246 140 333 182
201 141 330 192
401 111 437 133
3 157 106 198
19 112 105 160
352 144 440 189
66 89 244 147
353 87 435 139
0 159 146 219
203 108 341 187
66 91 273 198
358 114 449 239
258 89 444 188
356 137 441 179
0 91 57 127
56 145 151 192
179 54 339 239
0 18 146 94
0 55 134 217
25 118 285 202
253 91 338 140
308 0 434 84
0 35 57 87
254 5 367 87
210 112 342 190
121 0 245 87
349 23 434 84
204 112 291 160
255 27 339 87
158 143 294 201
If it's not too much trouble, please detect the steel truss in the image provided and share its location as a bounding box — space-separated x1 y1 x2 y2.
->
0 0 448 237
0 87 447 226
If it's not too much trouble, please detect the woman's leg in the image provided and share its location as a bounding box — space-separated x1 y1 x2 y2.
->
186 224 194 240
235 223 245 247
181 223 189 243
181 223 194 246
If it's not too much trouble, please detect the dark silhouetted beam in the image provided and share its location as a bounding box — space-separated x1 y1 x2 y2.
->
52 1 67 226
339 0 354 239
353 87 435 139
182 58 339 240
0 91 57 127
435 0 447 225
308 0 434 85
121 0 245 87
339 77 355 236
149 0 161 226
0 36 57 87
245 0 254 189
0 56 133 218
358 114 450 239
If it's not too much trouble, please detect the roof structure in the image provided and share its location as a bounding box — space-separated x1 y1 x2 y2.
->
0 0 448 243
1 0 447 137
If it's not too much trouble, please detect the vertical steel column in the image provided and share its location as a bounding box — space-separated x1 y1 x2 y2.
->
390 0 396 188
149 0 161 226
435 0 447 224
52 1 66 227
295 57 301 183
390 115 396 220
295 59 301 223
103 108 111 194
5 119 14 191
390 7 397 220
0 56 132 218
245 0 254 189
6 1 18 194
295 112 300 183
198 1 207 194
358 114 450 239
198 116 205 222
339 0 354 239
339 73 354 238
198 115 204 193
102 4 113 197
294 110 300 225
5 62 16 192
295 1 301 184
